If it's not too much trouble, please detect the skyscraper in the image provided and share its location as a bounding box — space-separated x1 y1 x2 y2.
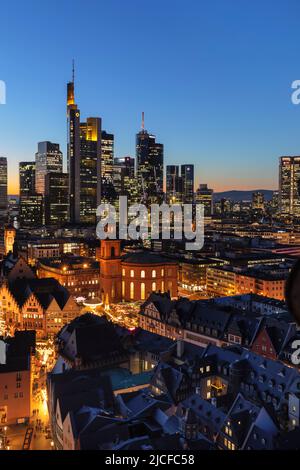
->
166 165 181 203
67 77 81 224
196 183 213 218
35 142 63 196
252 191 264 211
67 75 101 224
19 162 36 197
181 164 194 204
0 157 8 220
101 131 115 204
136 113 163 205
19 161 43 227
19 194 43 227
113 156 138 205
279 156 300 218
45 172 69 226
79 117 101 223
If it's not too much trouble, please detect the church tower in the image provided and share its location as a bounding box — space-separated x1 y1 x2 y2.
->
4 225 16 255
99 239 122 306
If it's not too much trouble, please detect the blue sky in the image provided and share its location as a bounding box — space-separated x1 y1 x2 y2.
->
1 0 300 193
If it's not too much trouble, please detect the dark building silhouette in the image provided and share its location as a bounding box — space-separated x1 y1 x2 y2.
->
45 172 69 226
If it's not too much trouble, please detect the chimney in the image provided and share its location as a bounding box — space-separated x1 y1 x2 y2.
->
177 340 184 358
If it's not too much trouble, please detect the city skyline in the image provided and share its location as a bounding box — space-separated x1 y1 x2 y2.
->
2 0 300 456
2 0 300 194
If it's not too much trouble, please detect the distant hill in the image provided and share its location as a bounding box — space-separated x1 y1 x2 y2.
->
214 189 274 202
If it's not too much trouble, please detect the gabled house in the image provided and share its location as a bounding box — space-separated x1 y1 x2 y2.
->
0 277 80 338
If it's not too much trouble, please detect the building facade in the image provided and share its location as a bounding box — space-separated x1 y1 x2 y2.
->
0 157 7 220
181 164 194 204
166 165 181 203
101 131 115 204
35 141 63 196
99 240 178 305
206 264 290 301
37 256 100 298
45 172 69 226
136 115 164 205
279 156 300 218
196 184 213 218
67 79 101 224
0 331 35 425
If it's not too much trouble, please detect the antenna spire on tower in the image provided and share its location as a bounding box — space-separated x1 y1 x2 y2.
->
72 59 75 83
141 111 145 130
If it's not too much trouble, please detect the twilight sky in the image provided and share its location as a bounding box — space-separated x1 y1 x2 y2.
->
1 0 300 194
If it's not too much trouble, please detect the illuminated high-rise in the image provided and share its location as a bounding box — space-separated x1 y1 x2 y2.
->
196 183 213 218
67 78 81 223
67 75 101 224
35 142 63 196
252 191 264 211
79 118 101 223
19 161 43 227
101 131 115 204
136 113 163 205
19 162 35 197
279 156 300 218
181 164 194 204
166 165 181 203
0 157 8 220
113 156 138 205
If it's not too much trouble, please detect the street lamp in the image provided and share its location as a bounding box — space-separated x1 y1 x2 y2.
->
50 440 54 450
3 426 7 448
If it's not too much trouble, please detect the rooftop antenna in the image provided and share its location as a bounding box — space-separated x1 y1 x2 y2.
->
72 59 75 83
141 111 145 131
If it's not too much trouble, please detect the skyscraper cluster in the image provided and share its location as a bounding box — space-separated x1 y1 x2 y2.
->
166 164 195 204
0 76 299 229
18 74 171 228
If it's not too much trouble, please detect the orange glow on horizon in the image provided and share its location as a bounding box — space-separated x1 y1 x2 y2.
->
8 180 19 195
8 173 276 196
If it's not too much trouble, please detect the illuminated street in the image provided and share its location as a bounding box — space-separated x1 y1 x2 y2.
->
81 299 140 330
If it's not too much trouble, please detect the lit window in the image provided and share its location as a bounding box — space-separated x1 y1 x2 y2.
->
141 283 145 300
130 282 134 300
130 270 134 278
152 270 156 278
122 268 125 276
141 270 145 278
152 282 156 292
